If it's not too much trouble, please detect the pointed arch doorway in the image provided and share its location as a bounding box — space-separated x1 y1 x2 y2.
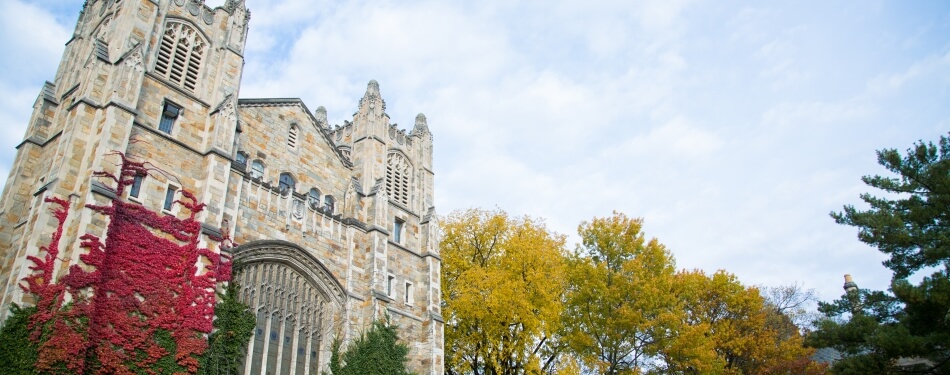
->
229 240 347 375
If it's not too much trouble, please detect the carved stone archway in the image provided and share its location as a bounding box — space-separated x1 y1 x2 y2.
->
230 240 346 375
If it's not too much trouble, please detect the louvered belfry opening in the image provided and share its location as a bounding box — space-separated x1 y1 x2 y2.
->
155 21 205 92
386 153 411 206
289 124 299 149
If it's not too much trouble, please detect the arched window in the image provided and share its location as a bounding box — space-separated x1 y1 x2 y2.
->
288 124 299 149
154 21 206 92
235 151 248 166
250 160 264 180
279 173 295 196
308 188 321 210
385 153 411 206
324 195 335 214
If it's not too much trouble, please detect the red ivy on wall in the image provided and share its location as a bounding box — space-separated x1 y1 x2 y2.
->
22 153 232 374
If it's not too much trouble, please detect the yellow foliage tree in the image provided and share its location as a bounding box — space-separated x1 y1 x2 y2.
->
562 212 680 374
441 209 572 375
661 270 827 375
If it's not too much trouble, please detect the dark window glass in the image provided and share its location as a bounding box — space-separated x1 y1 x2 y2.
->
250 160 264 180
129 175 144 198
235 152 248 166
159 102 180 133
279 173 295 196
324 195 334 213
308 188 321 209
163 185 177 211
394 219 403 243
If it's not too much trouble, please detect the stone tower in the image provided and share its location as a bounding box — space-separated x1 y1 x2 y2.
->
0 0 249 310
0 1 443 374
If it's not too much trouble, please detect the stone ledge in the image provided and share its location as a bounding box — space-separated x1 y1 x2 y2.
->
90 180 118 200
387 305 424 322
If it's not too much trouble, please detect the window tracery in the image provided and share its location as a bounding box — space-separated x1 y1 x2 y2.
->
232 242 342 375
385 153 411 206
155 21 206 92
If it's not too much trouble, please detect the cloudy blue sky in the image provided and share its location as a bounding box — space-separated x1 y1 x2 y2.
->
2 0 948 302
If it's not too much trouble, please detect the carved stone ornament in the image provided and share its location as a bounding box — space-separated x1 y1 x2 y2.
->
224 0 243 13
202 8 214 25
124 49 143 71
213 95 236 149
292 199 304 220
175 0 186 6
187 1 200 16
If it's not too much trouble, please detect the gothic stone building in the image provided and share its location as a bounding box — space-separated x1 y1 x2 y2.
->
0 1 444 374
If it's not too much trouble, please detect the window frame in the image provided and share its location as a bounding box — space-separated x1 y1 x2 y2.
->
323 195 334 214
128 174 145 201
154 20 207 92
235 151 248 167
249 159 264 180
393 218 404 244
387 274 396 298
404 281 413 306
308 188 321 210
162 183 179 213
278 173 295 197
385 152 412 206
158 100 181 134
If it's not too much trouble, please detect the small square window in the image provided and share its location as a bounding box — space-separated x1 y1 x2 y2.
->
129 174 144 199
159 101 181 133
393 219 404 243
163 185 178 212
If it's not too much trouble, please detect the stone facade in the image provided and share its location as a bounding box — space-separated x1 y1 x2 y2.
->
0 1 443 374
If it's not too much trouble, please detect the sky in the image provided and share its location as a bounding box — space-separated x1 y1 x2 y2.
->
1 0 948 303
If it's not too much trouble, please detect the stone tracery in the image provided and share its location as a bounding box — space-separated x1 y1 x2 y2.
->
231 241 345 375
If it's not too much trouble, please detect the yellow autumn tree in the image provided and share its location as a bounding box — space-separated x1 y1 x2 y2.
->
661 270 827 375
441 209 573 375
562 212 680 374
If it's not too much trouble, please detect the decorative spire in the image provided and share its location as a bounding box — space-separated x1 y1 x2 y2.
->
412 113 430 136
358 79 385 112
224 0 245 13
314 106 328 128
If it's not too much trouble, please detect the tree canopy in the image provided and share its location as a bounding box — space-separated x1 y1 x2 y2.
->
441 208 571 375
808 133 950 374
562 212 678 374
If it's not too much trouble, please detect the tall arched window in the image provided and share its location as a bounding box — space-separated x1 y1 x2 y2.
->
308 188 321 210
154 21 206 92
279 173 295 196
385 153 411 206
250 160 264 180
323 195 335 214
288 124 299 149
231 241 345 375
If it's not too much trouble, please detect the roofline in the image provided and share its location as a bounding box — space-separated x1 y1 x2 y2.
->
236 97 352 169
